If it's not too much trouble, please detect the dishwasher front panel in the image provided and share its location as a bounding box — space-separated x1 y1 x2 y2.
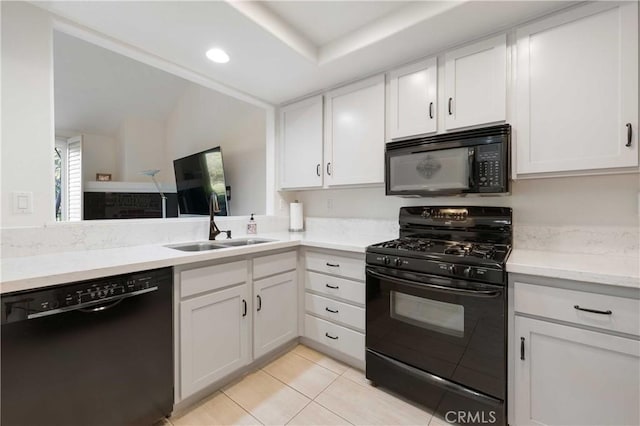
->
1 268 173 426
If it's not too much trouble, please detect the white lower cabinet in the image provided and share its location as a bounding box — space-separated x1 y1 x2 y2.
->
514 316 640 426
253 270 298 358
303 249 366 362
177 250 298 401
180 283 250 398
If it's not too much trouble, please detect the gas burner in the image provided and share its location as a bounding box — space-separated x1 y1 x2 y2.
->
443 243 471 256
468 244 497 259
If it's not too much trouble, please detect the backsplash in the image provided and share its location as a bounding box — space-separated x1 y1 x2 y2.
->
514 225 639 256
1 216 636 258
0 216 289 258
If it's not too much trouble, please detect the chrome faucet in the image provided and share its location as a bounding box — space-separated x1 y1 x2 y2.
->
209 193 231 240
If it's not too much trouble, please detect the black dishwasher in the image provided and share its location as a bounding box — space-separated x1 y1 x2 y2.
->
1 267 173 426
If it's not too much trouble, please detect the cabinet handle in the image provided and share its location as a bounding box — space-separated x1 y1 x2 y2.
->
429 102 434 119
326 162 332 176
257 295 262 311
325 283 339 289
242 299 247 317
325 332 339 340
574 305 612 315
448 98 453 115
626 123 633 147
325 307 339 313
520 337 525 361
326 262 340 267
316 163 321 176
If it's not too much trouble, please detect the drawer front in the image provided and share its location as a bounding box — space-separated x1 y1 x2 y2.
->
305 271 365 305
305 293 365 331
515 282 640 336
253 251 297 279
304 314 365 361
180 260 247 298
305 251 365 281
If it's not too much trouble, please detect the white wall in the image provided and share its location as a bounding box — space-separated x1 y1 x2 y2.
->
291 173 640 227
117 117 166 182
82 133 118 182
1 2 54 227
165 83 266 215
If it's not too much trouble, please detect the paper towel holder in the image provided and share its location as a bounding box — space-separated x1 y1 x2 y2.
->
289 200 304 232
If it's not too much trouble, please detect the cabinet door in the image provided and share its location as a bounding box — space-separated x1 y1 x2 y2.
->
254 271 298 358
180 284 250 398
515 2 638 175
444 34 506 130
388 58 437 140
280 96 324 189
514 316 640 426
325 75 385 186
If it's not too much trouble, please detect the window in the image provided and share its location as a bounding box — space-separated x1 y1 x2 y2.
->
54 136 83 221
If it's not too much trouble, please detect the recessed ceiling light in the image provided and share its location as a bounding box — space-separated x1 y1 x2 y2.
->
206 48 230 64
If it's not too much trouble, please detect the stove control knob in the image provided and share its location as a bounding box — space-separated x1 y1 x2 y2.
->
383 256 391 265
394 258 402 267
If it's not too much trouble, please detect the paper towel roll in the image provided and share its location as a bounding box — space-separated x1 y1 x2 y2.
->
289 201 304 232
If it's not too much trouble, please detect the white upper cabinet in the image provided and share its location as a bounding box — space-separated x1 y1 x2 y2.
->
279 96 324 189
515 2 638 175
444 34 507 130
324 75 385 186
388 58 438 140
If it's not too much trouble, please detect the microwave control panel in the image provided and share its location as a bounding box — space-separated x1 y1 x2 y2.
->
476 144 503 189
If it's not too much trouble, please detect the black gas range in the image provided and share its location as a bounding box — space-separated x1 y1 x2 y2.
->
366 206 512 426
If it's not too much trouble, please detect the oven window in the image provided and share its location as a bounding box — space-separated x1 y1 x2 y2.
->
388 147 471 192
390 291 464 337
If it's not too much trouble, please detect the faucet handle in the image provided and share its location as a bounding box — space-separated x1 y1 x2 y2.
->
225 230 232 239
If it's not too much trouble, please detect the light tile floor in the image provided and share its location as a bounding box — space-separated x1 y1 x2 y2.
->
168 344 451 426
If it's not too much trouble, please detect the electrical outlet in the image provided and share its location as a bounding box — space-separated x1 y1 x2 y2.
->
327 198 333 211
279 198 285 210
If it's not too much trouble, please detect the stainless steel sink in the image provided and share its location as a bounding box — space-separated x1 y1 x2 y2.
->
215 238 275 247
166 238 275 251
165 242 227 252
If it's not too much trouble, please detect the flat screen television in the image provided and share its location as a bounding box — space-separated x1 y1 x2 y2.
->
173 146 229 216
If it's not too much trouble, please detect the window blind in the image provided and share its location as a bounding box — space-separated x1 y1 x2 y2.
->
67 137 83 221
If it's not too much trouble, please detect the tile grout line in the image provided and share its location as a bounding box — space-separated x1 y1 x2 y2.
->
292 347 349 376
220 388 265 426
311 393 355 426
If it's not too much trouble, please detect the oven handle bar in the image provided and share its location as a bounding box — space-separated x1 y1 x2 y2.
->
26 287 158 320
366 268 502 298
367 349 503 407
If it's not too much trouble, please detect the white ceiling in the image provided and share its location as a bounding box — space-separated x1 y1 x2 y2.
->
54 31 188 136
40 1 576 105
262 1 412 46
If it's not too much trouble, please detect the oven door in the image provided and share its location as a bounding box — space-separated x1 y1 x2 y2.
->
365 266 505 401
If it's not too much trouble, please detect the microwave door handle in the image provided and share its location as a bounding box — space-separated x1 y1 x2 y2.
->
366 268 501 298
468 147 476 188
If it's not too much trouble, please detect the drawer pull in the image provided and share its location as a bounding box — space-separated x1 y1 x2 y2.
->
257 295 262 311
326 262 340 267
242 299 247 317
325 307 339 313
626 123 633 147
325 332 339 340
520 337 525 361
574 305 612 315
325 284 339 289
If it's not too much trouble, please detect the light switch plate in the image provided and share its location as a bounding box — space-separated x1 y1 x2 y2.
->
12 191 33 214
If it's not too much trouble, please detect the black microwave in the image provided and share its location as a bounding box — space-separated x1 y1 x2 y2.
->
385 124 510 197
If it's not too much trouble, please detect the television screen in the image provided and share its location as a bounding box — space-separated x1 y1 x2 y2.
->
173 147 229 216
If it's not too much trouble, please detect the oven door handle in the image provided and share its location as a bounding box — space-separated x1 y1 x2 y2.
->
366 268 502 298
